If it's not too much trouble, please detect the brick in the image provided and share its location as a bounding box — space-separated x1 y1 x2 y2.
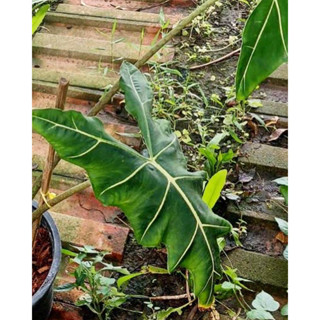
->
64 0 193 10
49 301 84 320
33 33 174 64
33 79 103 102
43 22 157 46
33 68 117 90
255 101 288 118
239 143 288 177
259 114 288 128
266 64 288 86
50 211 130 261
32 133 87 179
32 171 122 223
55 4 181 26
54 255 84 305
227 201 287 227
222 248 288 290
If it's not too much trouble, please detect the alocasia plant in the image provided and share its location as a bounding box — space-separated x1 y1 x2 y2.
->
32 61 232 307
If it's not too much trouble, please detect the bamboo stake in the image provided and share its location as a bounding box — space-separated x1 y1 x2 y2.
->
32 78 69 242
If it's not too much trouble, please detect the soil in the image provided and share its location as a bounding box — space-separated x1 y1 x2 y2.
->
32 226 53 295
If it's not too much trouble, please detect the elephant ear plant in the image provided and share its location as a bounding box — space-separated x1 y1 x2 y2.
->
32 61 232 308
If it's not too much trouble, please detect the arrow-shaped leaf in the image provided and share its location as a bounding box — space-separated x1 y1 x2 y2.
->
32 61 232 308
236 0 288 100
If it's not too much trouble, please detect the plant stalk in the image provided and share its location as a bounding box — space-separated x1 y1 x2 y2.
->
87 0 219 116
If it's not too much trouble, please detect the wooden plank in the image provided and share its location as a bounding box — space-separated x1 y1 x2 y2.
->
239 143 288 176
33 33 174 64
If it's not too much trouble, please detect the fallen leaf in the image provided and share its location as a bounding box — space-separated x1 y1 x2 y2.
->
239 168 256 183
247 120 258 136
265 116 279 127
275 232 288 244
268 128 287 141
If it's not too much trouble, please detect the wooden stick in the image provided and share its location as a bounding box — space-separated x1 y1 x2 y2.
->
187 304 198 320
150 293 195 301
186 270 192 305
189 48 241 70
32 78 69 242
32 79 68 199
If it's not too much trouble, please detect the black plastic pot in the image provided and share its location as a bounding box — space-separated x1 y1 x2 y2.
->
32 201 61 320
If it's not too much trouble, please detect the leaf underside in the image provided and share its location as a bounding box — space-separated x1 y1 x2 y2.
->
236 0 288 100
32 61 231 307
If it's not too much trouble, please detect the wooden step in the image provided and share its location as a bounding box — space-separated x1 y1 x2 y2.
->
33 33 174 64
239 143 288 177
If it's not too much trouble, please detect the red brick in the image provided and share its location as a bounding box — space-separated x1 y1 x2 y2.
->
50 211 129 261
49 302 84 320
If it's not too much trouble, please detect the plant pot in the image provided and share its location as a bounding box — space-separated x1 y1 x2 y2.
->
32 201 61 320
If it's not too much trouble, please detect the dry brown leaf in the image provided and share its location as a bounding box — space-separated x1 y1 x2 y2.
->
265 116 279 127
247 120 258 136
275 231 288 244
268 128 288 141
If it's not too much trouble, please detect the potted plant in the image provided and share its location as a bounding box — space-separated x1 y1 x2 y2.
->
32 202 61 320
32 61 232 310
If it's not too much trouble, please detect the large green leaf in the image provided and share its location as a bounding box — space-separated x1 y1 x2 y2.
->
236 0 288 100
32 61 232 308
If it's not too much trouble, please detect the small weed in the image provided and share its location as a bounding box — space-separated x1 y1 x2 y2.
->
55 246 132 320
